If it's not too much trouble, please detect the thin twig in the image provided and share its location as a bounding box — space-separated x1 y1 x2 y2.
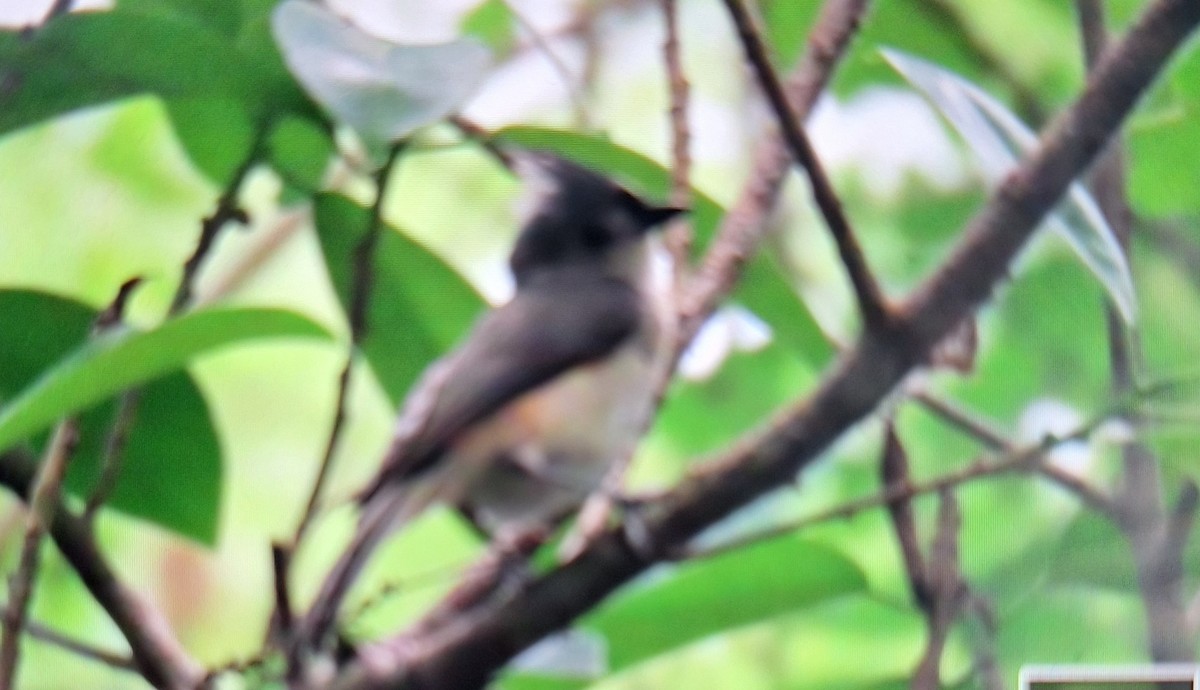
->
502 0 589 128
916 390 1115 511
881 423 930 607
41 0 73 23
917 0 1045 123
688 411 1114 561
1164 479 1199 565
0 449 204 689
912 490 965 690
92 277 142 333
0 602 138 672
169 143 261 315
965 595 1004 690
83 141 261 527
1077 0 1194 663
84 278 146 523
680 0 870 343
912 391 1009 450
270 545 294 645
661 0 693 275
284 146 406 681
292 143 405 547
83 391 141 524
558 0 700 560
197 208 309 308
720 0 889 330
0 421 78 690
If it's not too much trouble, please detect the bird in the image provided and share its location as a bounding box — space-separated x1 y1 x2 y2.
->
299 151 682 647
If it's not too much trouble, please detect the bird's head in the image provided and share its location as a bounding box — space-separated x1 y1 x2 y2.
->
508 152 683 284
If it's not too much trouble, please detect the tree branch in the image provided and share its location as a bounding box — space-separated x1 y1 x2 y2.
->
84 277 145 523
0 421 77 690
0 450 202 689
292 143 406 547
680 0 871 343
881 424 930 607
916 0 1045 123
661 0 693 273
40 0 74 24
911 490 966 690
0 601 138 673
169 143 260 315
720 0 889 329
1076 0 1194 663
688 409 1112 561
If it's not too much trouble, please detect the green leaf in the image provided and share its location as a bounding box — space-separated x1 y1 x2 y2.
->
0 307 330 453
0 12 244 137
651 342 814 463
582 537 867 674
1045 511 1136 592
462 0 517 55
882 48 1138 324
313 193 486 404
762 1 822 68
0 291 224 542
268 114 335 195
270 0 492 146
1128 103 1200 217
492 126 836 366
0 4 314 141
67 373 222 544
116 0 242 38
165 97 257 185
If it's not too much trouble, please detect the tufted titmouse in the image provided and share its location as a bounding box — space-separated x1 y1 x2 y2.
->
301 152 681 644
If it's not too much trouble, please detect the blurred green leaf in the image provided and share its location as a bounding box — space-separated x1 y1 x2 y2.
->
493 126 835 366
583 537 867 673
116 0 242 38
883 48 1137 324
762 1 821 68
0 291 224 542
1045 511 1136 592
312 193 485 404
0 12 237 136
68 373 222 544
950 257 1110 422
463 0 517 55
165 97 257 185
828 0 992 98
0 306 330 453
271 0 491 147
268 114 334 195
651 342 812 464
1128 104 1200 217
0 291 94 404
0 4 315 141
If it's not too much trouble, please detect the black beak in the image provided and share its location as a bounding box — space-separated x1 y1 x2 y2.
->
636 204 688 231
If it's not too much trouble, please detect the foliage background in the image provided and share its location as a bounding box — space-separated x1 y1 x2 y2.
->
0 0 1198 688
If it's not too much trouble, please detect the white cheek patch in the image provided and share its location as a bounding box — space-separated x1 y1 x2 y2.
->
511 153 562 227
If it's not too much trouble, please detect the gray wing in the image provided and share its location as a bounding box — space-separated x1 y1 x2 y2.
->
359 271 640 501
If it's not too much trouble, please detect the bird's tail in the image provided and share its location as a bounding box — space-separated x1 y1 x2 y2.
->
297 479 440 651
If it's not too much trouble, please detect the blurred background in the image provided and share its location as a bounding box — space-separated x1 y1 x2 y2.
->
1 0 1199 688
